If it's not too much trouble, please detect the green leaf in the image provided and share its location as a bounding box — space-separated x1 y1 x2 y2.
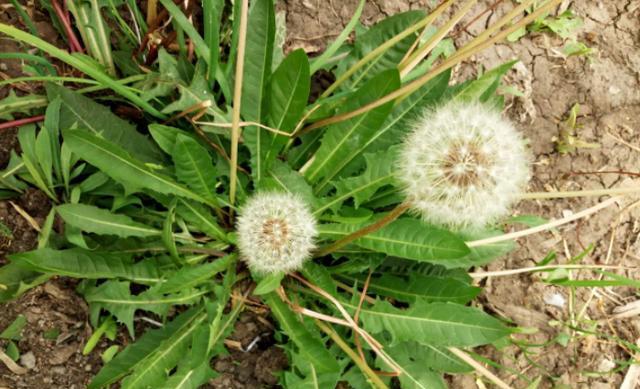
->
345 10 425 88
140 49 181 100
253 272 284 295
172 134 218 202
162 65 221 119
10 248 163 283
0 315 26 340
46 83 163 163
379 348 446 389
121 320 209 389
148 124 200 155
260 160 318 208
176 200 226 241
355 300 510 347
89 307 205 389
318 147 398 215
318 218 470 262
18 125 56 200
340 273 480 304
57 203 160 238
309 0 364 73
85 280 206 336
0 262 48 302
157 255 235 294
241 0 275 183
449 61 517 103
264 49 310 170
162 361 213 389
203 0 224 84
389 342 471 373
264 293 339 373
63 129 213 206
336 69 451 176
5 341 20 361
304 69 400 191
284 351 341 389
0 90 47 118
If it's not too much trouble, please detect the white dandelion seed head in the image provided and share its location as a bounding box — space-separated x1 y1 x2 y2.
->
398 101 530 230
236 192 317 274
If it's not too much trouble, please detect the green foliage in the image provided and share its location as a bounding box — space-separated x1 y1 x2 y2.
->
0 1 528 387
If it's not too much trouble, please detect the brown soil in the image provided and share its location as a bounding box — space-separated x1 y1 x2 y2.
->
281 1 640 388
209 312 288 388
0 279 105 388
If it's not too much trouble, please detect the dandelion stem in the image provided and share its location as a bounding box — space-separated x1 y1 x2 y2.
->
229 0 249 209
315 202 410 258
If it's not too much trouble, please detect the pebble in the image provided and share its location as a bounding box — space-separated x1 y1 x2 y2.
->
20 352 36 370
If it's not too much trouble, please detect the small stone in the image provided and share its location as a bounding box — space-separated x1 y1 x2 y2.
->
49 344 77 365
20 352 36 370
544 292 566 308
597 358 616 373
85 364 92 371
51 366 66 375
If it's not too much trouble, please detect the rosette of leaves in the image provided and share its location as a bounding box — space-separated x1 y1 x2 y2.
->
0 0 561 387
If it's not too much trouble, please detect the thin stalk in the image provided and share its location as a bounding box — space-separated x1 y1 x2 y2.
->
466 196 620 248
0 23 166 118
447 347 514 389
0 115 45 130
469 264 631 279
107 0 138 44
67 0 105 64
299 0 561 135
398 0 477 78
229 0 249 208
314 320 388 389
520 186 640 200
449 0 537 61
320 0 456 98
315 202 410 258
146 0 157 27
89 0 116 75
51 0 84 52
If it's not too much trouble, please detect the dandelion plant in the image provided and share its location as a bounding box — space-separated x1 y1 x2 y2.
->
7 0 632 388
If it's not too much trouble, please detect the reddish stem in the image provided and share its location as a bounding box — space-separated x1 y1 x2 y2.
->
51 0 84 53
0 115 45 131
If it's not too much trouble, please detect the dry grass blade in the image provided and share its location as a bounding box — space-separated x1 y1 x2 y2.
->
196 120 292 137
447 347 514 389
521 186 640 199
398 0 477 78
229 0 250 208
620 341 640 389
466 196 620 247
321 0 457 98
470 264 632 279
9 201 40 232
0 349 27 375
315 202 410 257
300 0 562 135
288 274 403 373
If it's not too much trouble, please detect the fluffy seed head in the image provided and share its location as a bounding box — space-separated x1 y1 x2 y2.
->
236 192 317 274
398 101 530 230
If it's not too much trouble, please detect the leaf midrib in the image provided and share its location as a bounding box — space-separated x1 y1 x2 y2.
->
318 227 464 254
